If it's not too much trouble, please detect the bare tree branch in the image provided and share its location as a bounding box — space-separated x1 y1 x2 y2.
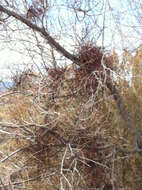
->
0 2 141 150
106 81 142 146
0 4 79 63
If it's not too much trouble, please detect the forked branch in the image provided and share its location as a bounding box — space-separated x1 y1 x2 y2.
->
0 4 142 150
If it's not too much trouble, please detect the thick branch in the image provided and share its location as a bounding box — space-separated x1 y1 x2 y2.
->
0 5 79 63
106 81 142 146
0 4 142 148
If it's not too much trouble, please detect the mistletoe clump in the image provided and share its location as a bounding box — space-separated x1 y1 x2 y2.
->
73 44 113 95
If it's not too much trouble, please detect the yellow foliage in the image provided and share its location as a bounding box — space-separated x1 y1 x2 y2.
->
1 47 142 189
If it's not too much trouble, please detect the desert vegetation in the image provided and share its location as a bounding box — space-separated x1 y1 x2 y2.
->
0 0 142 190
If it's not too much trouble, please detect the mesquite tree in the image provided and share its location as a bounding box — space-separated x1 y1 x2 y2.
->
0 0 142 189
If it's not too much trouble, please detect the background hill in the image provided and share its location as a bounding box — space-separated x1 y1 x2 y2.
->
0 81 13 91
